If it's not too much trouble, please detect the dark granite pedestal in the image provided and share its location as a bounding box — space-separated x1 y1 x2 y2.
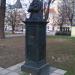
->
21 64 66 75
21 62 49 75
21 21 48 75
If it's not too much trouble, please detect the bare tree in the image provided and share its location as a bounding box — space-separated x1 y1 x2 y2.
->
58 0 74 28
6 9 17 34
5 8 26 33
0 0 6 39
11 9 17 34
44 0 52 21
63 0 74 26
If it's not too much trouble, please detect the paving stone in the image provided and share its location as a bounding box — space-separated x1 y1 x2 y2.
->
6 72 19 75
0 69 10 75
16 61 25 68
7 64 20 71
50 67 57 73
40 66 66 75
50 73 62 75
3 61 66 75
13 67 21 73
0 67 4 71
7 61 25 71
54 69 67 74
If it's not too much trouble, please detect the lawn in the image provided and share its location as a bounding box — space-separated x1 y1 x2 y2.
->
0 35 75 75
0 36 25 68
46 36 75 75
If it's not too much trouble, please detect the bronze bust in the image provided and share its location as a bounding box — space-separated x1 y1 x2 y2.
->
27 0 43 21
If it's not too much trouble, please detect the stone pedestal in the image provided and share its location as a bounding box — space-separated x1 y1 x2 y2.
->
21 63 49 75
21 21 48 75
21 0 49 75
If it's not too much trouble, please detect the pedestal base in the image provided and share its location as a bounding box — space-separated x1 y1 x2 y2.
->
21 63 49 75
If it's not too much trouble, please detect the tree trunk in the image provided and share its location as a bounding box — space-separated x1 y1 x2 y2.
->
44 0 51 21
60 25 62 32
11 9 17 34
0 1 6 39
12 22 15 34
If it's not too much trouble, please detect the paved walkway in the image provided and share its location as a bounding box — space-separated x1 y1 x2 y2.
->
0 61 67 75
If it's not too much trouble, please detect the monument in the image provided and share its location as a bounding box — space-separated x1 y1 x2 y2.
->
21 0 50 75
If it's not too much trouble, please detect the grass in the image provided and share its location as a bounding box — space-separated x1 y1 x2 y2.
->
47 35 75 40
19 35 75 75
21 72 30 75
0 36 25 68
0 35 75 75
46 35 75 75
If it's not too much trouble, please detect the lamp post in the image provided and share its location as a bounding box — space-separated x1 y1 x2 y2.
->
21 0 51 75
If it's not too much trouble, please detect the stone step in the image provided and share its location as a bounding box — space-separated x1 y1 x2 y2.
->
0 61 67 75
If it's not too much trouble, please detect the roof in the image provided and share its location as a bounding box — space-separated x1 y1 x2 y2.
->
49 8 58 14
49 8 56 13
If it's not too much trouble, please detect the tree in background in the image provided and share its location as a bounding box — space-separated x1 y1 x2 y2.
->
5 8 26 33
65 0 75 26
43 0 52 21
11 10 16 34
57 0 74 28
5 9 17 34
0 0 6 39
